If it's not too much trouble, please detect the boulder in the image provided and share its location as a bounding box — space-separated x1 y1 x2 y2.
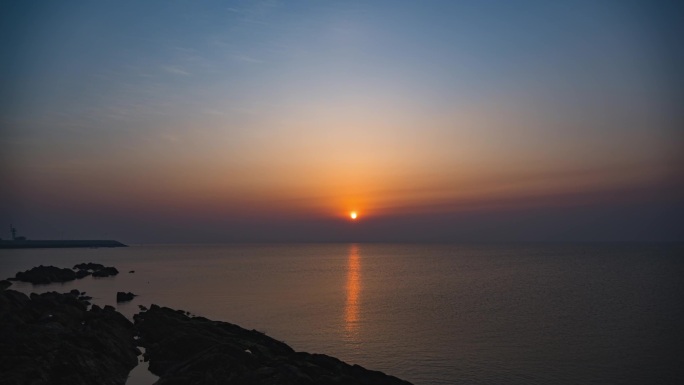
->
116 292 136 303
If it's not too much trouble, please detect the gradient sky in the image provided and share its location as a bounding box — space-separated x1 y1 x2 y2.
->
1 0 682 243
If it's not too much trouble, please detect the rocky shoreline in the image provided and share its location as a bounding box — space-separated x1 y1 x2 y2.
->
1 265 413 385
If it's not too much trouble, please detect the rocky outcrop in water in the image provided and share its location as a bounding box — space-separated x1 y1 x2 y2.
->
10 263 120 284
12 265 77 284
75 269 90 279
74 262 106 271
117 291 136 302
73 263 119 278
135 305 412 385
0 279 11 290
92 266 119 277
0 290 139 385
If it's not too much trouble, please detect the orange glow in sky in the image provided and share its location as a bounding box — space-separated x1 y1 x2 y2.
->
2 1 681 242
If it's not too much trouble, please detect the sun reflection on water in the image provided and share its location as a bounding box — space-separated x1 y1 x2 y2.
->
345 244 362 338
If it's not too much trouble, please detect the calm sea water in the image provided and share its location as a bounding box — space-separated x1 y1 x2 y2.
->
1 243 683 384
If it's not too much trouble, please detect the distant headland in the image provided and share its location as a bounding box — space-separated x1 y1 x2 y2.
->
0 225 127 249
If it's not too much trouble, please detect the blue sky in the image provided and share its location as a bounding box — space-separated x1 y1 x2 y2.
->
1 1 682 242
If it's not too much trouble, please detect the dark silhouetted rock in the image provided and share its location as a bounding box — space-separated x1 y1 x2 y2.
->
73 262 105 271
92 266 119 277
0 290 138 385
75 269 91 279
73 263 121 278
129 270 135 273
12 263 119 284
3 267 411 385
14 265 77 284
135 305 412 385
117 292 136 303
0 280 11 290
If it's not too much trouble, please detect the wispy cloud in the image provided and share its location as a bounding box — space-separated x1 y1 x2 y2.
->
233 54 263 64
162 65 191 76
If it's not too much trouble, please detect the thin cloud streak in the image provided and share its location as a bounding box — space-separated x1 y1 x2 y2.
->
162 65 191 76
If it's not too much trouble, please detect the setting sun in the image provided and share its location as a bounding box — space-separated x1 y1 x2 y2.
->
350 212 358 220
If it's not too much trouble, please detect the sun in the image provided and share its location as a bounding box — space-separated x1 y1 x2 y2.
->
350 211 358 220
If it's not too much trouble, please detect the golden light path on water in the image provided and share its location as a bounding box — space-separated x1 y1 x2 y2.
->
345 244 362 340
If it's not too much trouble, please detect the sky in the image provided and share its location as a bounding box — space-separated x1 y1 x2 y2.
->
1 0 682 243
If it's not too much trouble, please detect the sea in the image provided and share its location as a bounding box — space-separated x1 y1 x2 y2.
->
1 243 683 385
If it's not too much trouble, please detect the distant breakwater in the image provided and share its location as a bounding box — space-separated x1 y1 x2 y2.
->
0 240 127 249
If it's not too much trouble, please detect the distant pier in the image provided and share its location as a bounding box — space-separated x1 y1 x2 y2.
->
0 240 127 249
1 224 127 249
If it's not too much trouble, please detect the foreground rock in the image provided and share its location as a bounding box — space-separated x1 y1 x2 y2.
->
2 265 412 385
70 289 93 303
0 290 139 385
12 265 77 284
135 305 412 385
0 279 11 290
